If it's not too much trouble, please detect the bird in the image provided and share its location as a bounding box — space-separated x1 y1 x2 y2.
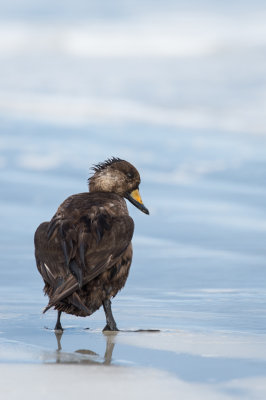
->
34 157 149 331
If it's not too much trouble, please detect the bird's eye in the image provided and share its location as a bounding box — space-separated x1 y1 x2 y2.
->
127 172 134 179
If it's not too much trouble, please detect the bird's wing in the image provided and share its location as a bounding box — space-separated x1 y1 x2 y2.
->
35 198 134 312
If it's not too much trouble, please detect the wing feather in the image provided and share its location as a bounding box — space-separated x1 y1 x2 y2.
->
34 193 134 313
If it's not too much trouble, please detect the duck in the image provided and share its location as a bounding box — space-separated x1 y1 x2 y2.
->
34 157 149 331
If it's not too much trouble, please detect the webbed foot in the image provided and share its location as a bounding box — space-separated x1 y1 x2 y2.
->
103 323 119 332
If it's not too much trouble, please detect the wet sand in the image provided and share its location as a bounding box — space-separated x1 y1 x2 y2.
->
0 364 236 400
1 326 266 399
1 278 266 399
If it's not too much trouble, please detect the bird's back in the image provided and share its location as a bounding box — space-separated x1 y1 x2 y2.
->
34 191 134 316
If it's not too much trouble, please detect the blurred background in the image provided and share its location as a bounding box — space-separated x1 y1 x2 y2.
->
0 0 266 334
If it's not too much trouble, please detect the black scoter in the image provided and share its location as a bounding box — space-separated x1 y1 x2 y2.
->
34 157 149 331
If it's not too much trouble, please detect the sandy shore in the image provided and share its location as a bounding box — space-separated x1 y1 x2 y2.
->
1 363 265 400
1 329 266 400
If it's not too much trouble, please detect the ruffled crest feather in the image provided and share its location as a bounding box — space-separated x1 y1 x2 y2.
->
91 157 124 173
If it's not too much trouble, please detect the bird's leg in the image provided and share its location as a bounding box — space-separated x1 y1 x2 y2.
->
54 311 63 331
102 299 118 331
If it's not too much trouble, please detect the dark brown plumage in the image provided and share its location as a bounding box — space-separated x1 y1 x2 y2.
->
34 158 149 331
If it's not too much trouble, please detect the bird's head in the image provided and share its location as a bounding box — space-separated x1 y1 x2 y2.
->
88 157 149 215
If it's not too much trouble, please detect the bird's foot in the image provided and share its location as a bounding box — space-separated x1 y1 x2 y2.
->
54 322 63 332
103 323 119 332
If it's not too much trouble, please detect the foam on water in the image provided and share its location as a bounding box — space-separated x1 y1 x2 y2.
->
0 7 266 134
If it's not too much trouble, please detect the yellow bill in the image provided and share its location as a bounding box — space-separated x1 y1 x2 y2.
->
130 189 143 204
125 188 149 215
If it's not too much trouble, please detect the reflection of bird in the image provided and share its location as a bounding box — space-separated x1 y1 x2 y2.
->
34 158 149 331
53 330 117 365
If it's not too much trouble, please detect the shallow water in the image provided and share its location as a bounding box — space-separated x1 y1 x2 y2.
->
1 1 266 399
